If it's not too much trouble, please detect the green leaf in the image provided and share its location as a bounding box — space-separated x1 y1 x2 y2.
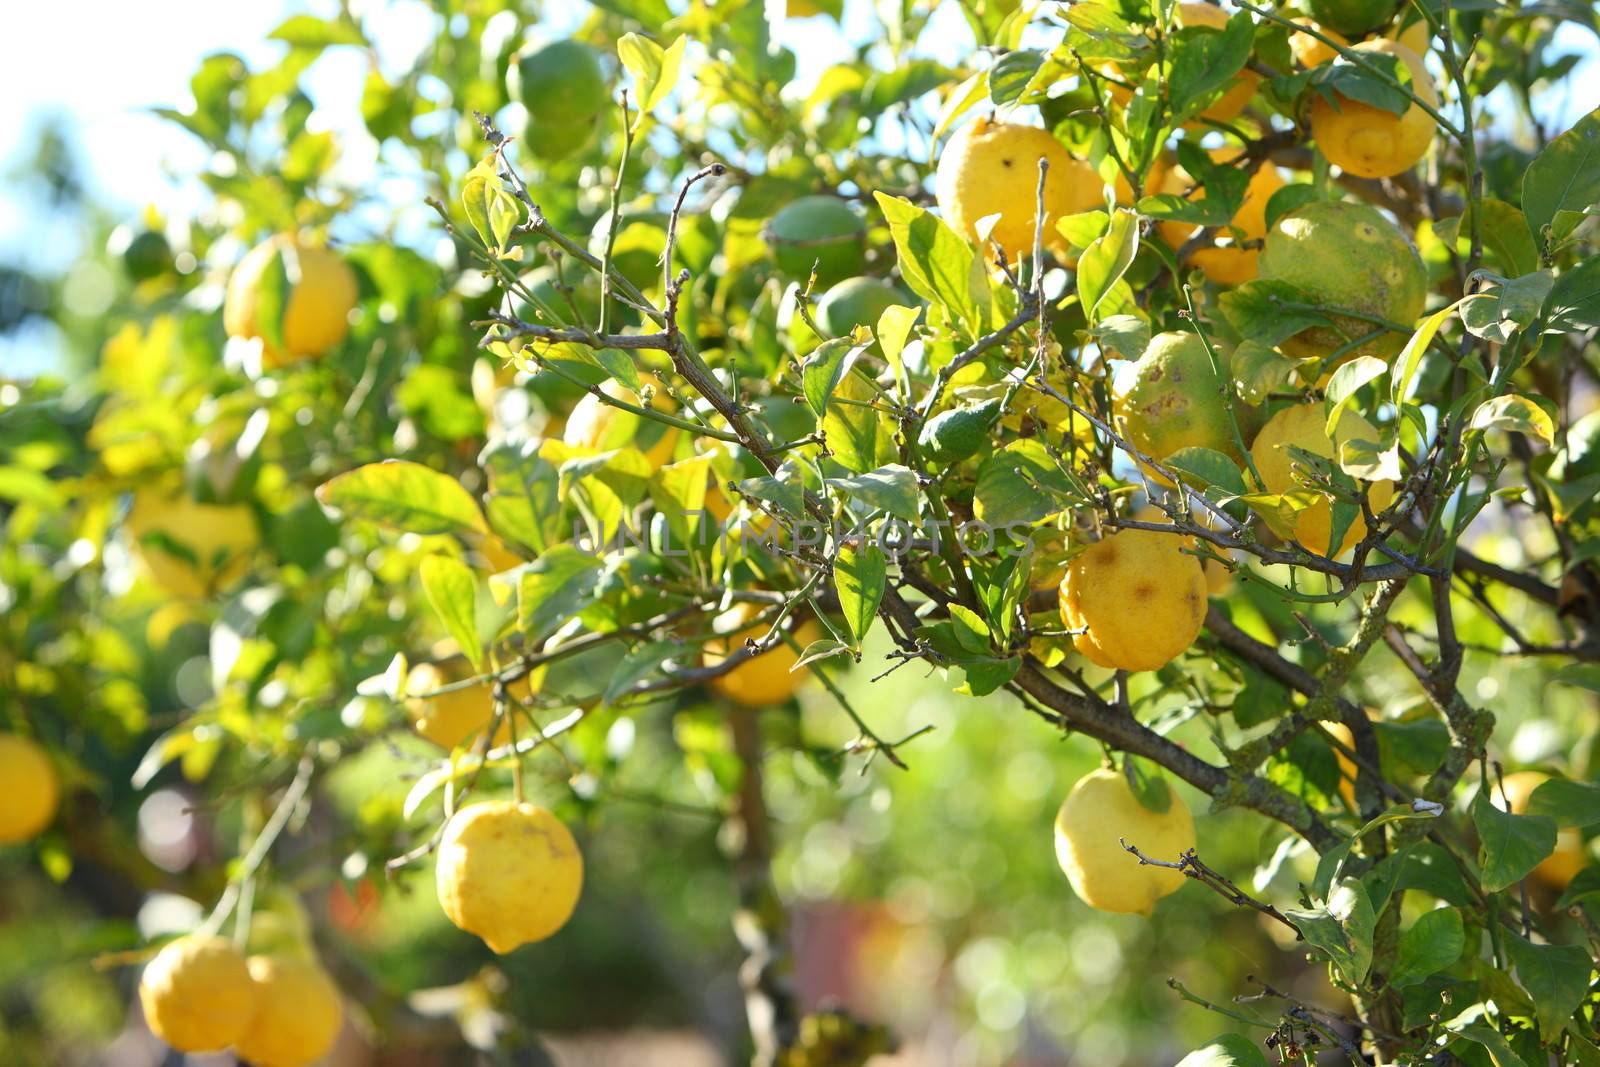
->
1473 792 1558 891
461 159 519 252
252 242 292 359
835 543 887 647
948 604 991 654
1090 314 1150 362
802 339 863 417
1392 296 1478 405
1552 663 1600 693
1125 757 1173 814
1230 340 1295 404
1544 256 1600 334
1286 878 1375 986
1470 394 1556 446
1175 1034 1270 1067
1523 107 1600 250
822 373 896 473
1312 49 1412 116
268 14 367 47
1450 1022 1536 1067
603 641 679 704
876 304 920 394
1435 199 1538 278
1555 865 1600 910
973 440 1078 525
988 49 1045 106
1078 209 1140 323
650 454 713 550
515 546 603 641
826 465 920 521
481 444 563 556
874 193 988 335
1390 907 1465 987
1219 280 1331 348
316 460 488 536
1168 11 1256 120
1323 355 1387 438
419 556 484 671
1163 446 1247 502
1528 778 1600 828
1506 934 1593 1038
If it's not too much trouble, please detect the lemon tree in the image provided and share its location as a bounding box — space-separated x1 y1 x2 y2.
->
5 0 1600 1064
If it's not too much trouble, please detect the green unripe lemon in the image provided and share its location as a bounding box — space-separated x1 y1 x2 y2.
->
1306 0 1399 37
588 211 669 292
122 230 175 281
920 399 1002 464
508 40 608 127
1115 331 1257 469
766 196 866 288
1258 200 1427 368
815 277 905 338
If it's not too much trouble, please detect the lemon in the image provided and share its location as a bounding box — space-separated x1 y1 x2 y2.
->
1054 768 1196 915
405 663 531 750
138 935 257 1053
1157 149 1287 286
125 490 260 601
766 196 867 288
1490 771 1591 889
701 602 824 707
232 954 344 1067
1310 40 1438 179
1290 19 1349 67
435 801 584 953
224 235 357 369
1324 720 1359 808
1249 402 1396 556
0 734 58 844
1115 331 1252 471
935 118 1101 262
1258 200 1427 366
507 40 609 128
1390 16 1430 55
562 373 681 468
1059 527 1207 672
815 277 906 339
1307 0 1398 37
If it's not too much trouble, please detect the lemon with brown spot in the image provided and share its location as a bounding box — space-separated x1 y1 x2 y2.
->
224 235 357 369
1055 767 1196 915
232 954 343 1067
1059 527 1207 673
1310 40 1438 179
1249 402 1396 556
701 602 824 707
139 935 258 1053
0 734 58 844
562 374 681 469
1491 771 1591 889
125 490 260 600
436 801 584 953
1115 331 1254 476
935 118 1102 262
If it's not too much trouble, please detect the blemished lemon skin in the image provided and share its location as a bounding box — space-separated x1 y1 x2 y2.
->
1310 40 1439 179
232 954 343 1067
1059 527 1207 673
224 235 358 369
1116 331 1247 470
701 602 824 707
125 491 260 600
562 374 680 468
436 801 584 954
1492 771 1592 889
1249 403 1397 557
138 935 258 1053
405 663 531 751
1054 768 1196 915
0 735 59 844
935 118 1102 262
1258 200 1427 366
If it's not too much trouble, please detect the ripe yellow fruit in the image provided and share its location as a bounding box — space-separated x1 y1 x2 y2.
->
1249 403 1396 556
224 235 358 369
1059 527 1207 673
1290 19 1348 67
0 734 59 844
1391 17 1430 55
1054 767 1196 915
701 602 824 707
562 374 680 468
1324 721 1359 808
125 491 260 600
138 935 257 1053
1156 150 1287 286
935 118 1102 262
1310 40 1438 179
405 663 531 750
436 801 584 953
232 954 343 1067
1491 771 1591 889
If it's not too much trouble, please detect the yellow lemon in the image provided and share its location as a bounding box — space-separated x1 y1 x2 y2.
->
435 801 584 953
1249 403 1396 556
224 235 358 369
0 734 58 844
1059 527 1207 673
1324 720 1359 809
1054 767 1196 915
1157 149 1287 286
405 662 531 751
232 954 343 1067
138 935 257 1053
1132 504 1235 597
1491 771 1591 890
125 491 260 600
935 118 1102 262
701 601 824 707
1310 40 1438 179
562 374 681 468
1290 19 1349 67
1390 16 1430 55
